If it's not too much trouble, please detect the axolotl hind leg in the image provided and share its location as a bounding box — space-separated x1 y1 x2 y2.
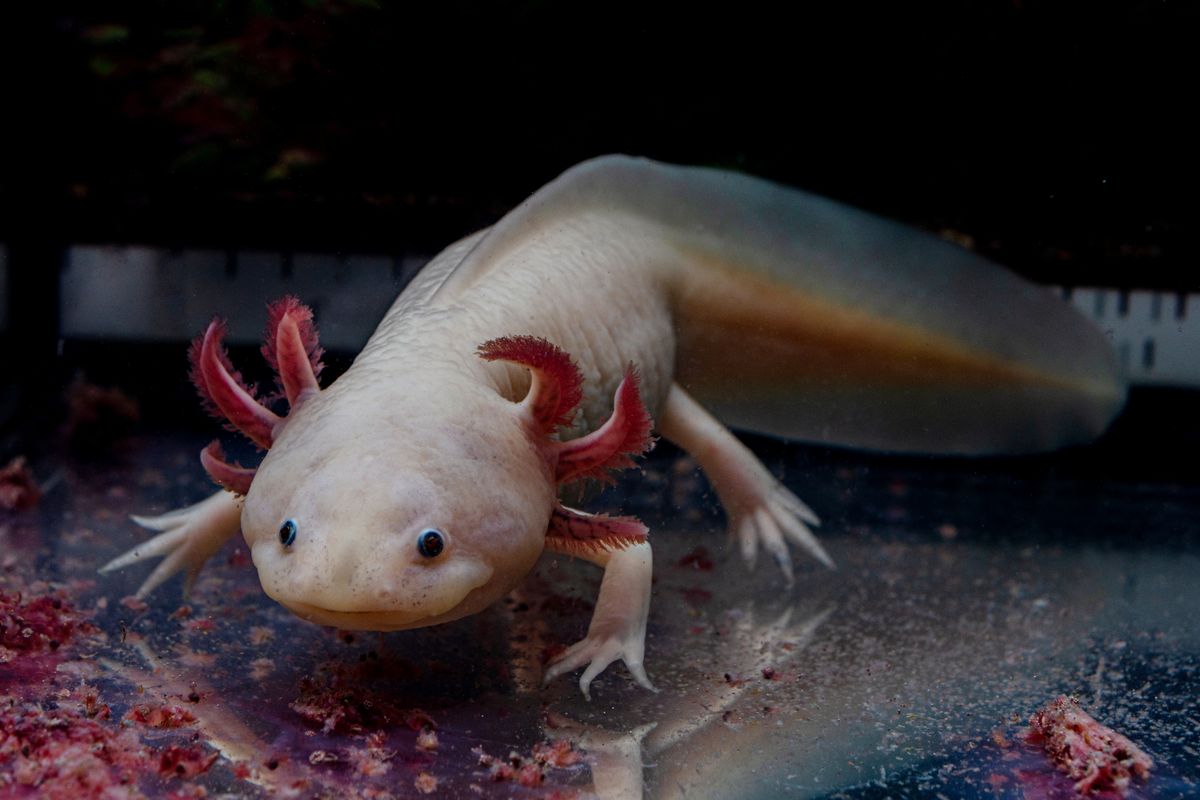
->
659 384 834 584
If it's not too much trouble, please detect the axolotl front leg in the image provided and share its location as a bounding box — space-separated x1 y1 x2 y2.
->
478 336 658 697
545 533 654 698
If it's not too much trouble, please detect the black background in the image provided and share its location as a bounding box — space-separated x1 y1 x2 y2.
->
3 1 1197 280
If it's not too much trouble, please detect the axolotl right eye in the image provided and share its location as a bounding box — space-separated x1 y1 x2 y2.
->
416 528 445 558
279 519 298 547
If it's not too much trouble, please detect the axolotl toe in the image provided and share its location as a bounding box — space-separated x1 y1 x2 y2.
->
102 156 1124 697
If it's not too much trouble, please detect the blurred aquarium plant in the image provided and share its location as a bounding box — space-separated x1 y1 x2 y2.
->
77 1 386 186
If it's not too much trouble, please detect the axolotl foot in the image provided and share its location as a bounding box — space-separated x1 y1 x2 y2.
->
727 463 830 585
659 385 834 584
99 491 242 598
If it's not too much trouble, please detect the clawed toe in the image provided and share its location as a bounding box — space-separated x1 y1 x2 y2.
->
544 636 657 700
99 491 242 599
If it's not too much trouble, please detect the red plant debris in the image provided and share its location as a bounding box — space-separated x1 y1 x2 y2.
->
0 457 41 512
677 546 714 571
290 662 434 735
0 589 93 664
157 745 219 779
120 595 150 614
474 738 583 787
182 617 216 634
124 703 198 729
1 692 147 798
404 709 437 732
1 680 220 799
415 726 439 751
678 587 713 607
345 742 394 778
414 771 438 794
61 376 140 452
532 739 582 769
1025 695 1154 796
722 672 748 688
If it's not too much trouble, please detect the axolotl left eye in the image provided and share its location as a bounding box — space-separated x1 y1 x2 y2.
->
279 519 298 547
416 528 445 558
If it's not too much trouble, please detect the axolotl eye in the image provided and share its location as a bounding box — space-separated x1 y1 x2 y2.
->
279 519 298 547
416 528 445 558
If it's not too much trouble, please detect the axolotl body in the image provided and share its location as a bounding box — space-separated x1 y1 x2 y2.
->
102 156 1124 696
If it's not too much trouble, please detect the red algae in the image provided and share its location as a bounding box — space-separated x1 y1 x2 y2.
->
0 458 41 512
1025 695 1154 796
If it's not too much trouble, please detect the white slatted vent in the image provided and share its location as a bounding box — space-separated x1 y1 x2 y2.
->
52 245 1200 388
1062 287 1199 387
60 246 431 352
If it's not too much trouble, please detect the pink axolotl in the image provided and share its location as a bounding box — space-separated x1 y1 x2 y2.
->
101 156 1124 697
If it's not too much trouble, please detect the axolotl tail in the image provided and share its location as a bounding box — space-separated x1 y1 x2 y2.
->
439 156 1125 455
655 160 1127 453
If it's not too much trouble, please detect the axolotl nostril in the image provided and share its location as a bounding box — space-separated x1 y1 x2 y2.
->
100 155 1125 698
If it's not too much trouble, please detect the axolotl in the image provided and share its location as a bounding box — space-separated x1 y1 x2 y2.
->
101 156 1124 696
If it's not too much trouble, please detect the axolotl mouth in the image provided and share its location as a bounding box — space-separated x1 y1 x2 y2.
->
254 551 498 632
273 600 489 632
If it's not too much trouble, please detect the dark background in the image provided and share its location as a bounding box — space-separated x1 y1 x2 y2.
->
1 0 1198 463
5 1 1197 274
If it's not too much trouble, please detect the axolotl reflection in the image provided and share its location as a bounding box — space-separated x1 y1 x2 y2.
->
101 156 1123 697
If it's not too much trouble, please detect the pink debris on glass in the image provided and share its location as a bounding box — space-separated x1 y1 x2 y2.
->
1025 695 1154 796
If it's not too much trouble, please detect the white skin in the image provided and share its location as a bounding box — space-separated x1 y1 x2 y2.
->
102 156 1122 696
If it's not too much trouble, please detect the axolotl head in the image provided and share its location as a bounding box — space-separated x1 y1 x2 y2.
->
239 384 557 631
190 302 651 632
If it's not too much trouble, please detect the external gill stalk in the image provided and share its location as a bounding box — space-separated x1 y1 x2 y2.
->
477 334 584 432
261 295 325 406
555 367 654 485
199 442 256 496
190 296 325 494
477 335 655 554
